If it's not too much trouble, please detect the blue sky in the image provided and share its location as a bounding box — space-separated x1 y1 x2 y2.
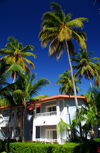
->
0 0 100 97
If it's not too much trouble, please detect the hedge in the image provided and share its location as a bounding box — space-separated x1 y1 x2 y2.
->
0 138 100 153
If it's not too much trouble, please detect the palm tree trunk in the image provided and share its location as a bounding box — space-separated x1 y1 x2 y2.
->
87 70 99 137
65 41 83 142
87 71 97 114
17 107 22 141
13 72 16 83
8 106 12 141
22 107 25 143
90 125 94 140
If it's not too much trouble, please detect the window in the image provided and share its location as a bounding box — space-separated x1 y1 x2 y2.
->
29 129 33 135
12 111 14 118
46 105 56 112
46 129 57 139
66 104 70 114
29 110 33 115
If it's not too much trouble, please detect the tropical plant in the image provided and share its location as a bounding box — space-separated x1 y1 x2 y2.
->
72 48 100 90
39 2 88 141
0 37 36 82
94 62 100 87
39 2 88 111
0 60 25 141
80 104 98 140
12 72 50 142
56 70 81 95
57 118 81 141
0 84 17 141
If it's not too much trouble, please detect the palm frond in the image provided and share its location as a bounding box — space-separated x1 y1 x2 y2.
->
20 45 34 52
50 2 65 22
65 13 72 22
22 57 35 69
42 12 62 25
72 31 87 49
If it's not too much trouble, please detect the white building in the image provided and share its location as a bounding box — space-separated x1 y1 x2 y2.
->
0 95 90 143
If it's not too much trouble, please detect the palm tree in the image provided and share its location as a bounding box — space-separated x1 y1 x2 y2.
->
0 85 17 141
0 37 36 82
39 1 88 116
94 62 100 87
80 104 97 140
72 48 100 89
72 48 100 114
12 72 50 142
0 60 25 141
56 70 81 95
39 3 88 141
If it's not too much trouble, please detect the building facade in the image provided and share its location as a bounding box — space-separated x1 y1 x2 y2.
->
0 95 90 143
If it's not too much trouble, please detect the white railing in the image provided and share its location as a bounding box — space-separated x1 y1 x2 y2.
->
36 138 57 143
3 116 9 121
36 111 57 117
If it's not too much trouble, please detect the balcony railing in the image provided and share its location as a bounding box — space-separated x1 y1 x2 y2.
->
3 116 9 121
36 111 57 117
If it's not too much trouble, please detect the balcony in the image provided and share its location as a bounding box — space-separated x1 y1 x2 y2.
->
35 111 64 126
0 116 9 127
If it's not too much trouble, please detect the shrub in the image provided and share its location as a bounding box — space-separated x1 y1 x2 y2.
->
3 138 100 153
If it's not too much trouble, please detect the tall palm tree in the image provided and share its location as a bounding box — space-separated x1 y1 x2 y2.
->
12 72 50 142
72 48 100 113
39 1 88 112
39 2 88 141
56 70 81 95
0 37 36 82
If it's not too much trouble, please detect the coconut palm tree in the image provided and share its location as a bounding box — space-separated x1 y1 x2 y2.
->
39 2 88 117
94 62 100 87
72 48 100 89
72 48 100 114
0 37 36 82
56 70 81 95
12 72 50 142
39 3 88 141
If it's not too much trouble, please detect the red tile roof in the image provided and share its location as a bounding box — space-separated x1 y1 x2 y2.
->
28 95 87 104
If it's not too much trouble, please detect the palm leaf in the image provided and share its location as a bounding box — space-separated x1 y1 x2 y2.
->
22 57 35 69
72 31 87 49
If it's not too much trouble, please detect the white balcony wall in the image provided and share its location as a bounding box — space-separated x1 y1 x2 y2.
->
35 111 64 126
35 111 57 126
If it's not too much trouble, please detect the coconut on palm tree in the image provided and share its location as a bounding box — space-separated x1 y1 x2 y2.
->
12 72 50 142
56 70 81 95
0 37 36 82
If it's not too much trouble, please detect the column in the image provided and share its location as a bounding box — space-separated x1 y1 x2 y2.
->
63 99 67 141
56 100 60 143
32 103 36 141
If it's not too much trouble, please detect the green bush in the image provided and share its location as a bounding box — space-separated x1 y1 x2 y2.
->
0 140 5 152
3 138 100 153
